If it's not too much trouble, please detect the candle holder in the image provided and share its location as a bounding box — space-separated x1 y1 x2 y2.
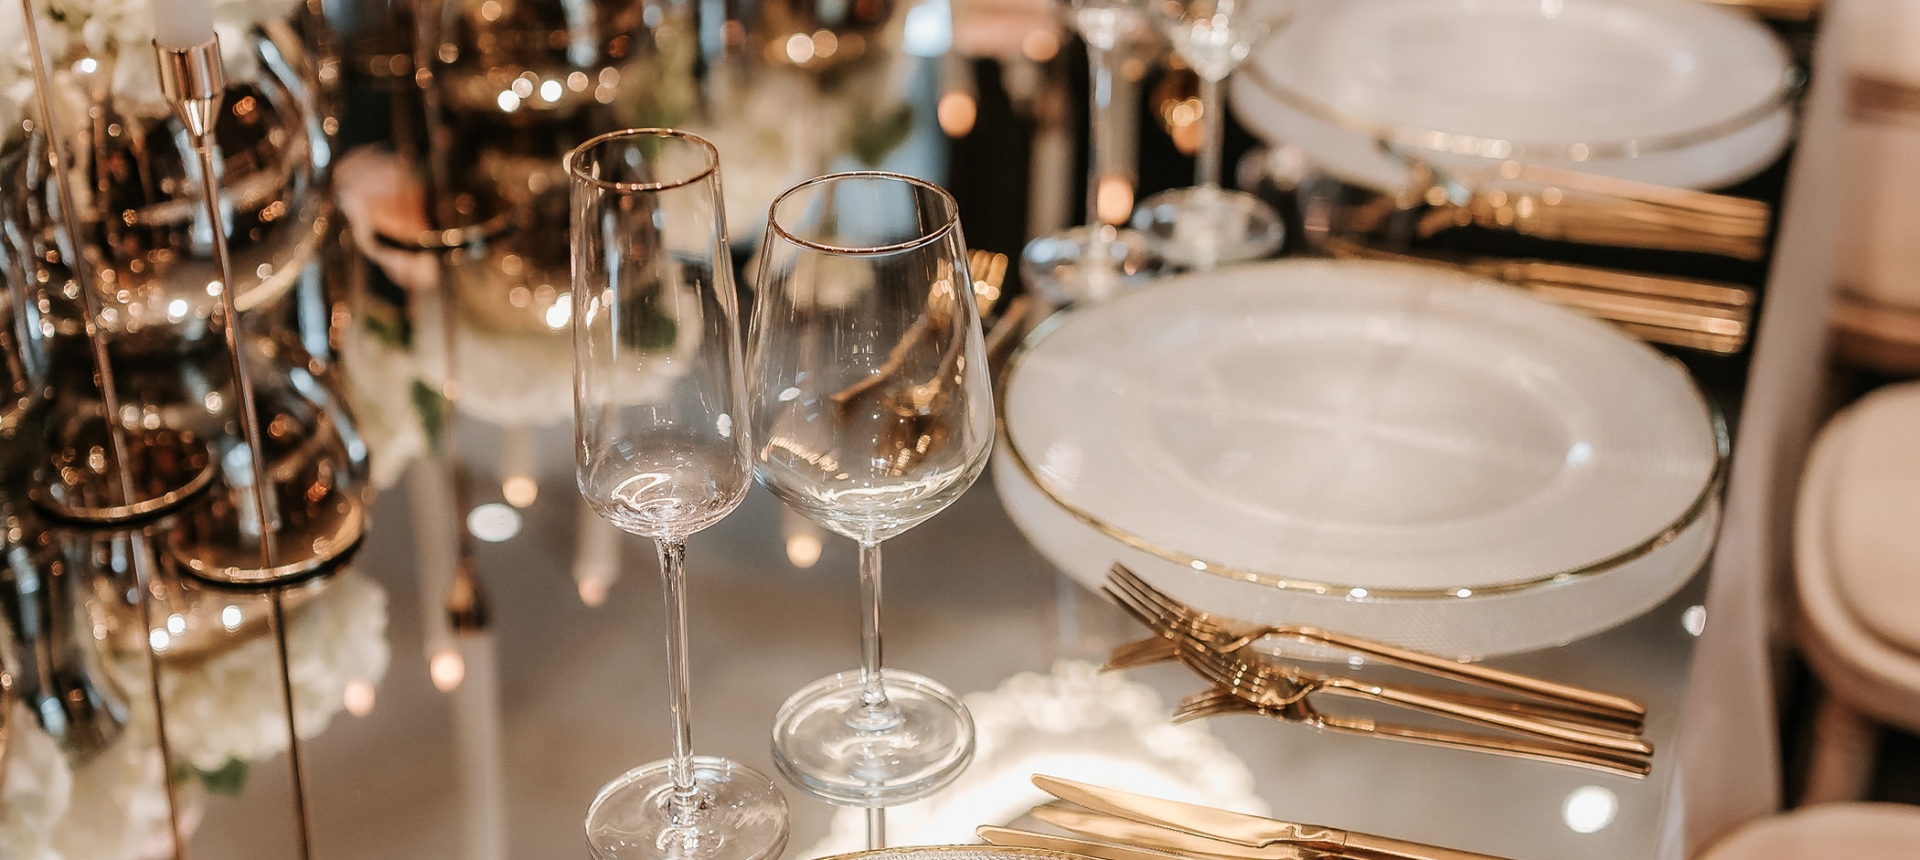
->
144 36 369 589
144 31 361 860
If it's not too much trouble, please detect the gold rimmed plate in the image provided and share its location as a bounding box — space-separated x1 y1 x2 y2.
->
994 259 1726 658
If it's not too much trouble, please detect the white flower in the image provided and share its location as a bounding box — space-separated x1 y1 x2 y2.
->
106 568 392 773
0 704 75 860
803 659 1268 858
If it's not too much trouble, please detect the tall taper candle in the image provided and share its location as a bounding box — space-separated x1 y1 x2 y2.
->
152 0 214 49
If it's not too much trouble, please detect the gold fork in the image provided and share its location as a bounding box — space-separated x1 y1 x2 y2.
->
1111 635 1643 735
1158 633 1651 754
1174 689 1653 778
1103 564 1647 730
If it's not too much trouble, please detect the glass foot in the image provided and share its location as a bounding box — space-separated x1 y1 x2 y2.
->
1132 187 1285 270
586 756 790 860
1020 225 1167 308
770 669 976 807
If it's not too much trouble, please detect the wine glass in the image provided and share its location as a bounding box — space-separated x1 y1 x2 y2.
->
1131 0 1290 270
568 128 790 860
748 172 993 809
1019 0 1167 307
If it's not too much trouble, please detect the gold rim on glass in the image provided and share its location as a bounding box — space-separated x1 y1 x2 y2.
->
766 170 961 256
1239 56 1802 164
565 127 720 193
997 262 1731 602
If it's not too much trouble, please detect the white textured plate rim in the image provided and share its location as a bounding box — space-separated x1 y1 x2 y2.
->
1229 71 1796 193
1243 0 1797 161
998 260 1728 600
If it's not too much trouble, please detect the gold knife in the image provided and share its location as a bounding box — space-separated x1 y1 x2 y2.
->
1034 803 1308 860
1033 776 1517 860
977 826 1330 860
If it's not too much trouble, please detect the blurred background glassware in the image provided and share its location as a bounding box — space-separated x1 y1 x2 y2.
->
159 327 373 585
568 128 789 860
1020 0 1166 307
749 172 992 806
1130 0 1288 270
0 4 339 526
0 504 132 762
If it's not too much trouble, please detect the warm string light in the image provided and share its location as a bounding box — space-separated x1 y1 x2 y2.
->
430 648 466 692
343 680 377 716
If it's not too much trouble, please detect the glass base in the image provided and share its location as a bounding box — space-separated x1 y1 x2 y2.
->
586 756 790 860
770 669 976 807
1132 187 1285 270
1020 225 1167 308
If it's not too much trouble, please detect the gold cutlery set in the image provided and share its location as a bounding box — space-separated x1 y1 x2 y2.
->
1302 158 1768 355
980 775 1520 860
1100 564 1654 778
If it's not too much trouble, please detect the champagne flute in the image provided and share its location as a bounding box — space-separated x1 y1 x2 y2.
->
1020 0 1167 307
749 172 993 809
1132 0 1291 270
569 128 790 860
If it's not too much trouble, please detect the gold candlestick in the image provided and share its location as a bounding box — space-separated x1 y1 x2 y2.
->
155 36 313 860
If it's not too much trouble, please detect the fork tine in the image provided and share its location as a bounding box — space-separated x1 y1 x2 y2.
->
1103 569 1184 629
1104 636 1178 670
1108 565 1195 626
1111 564 1236 640
1100 584 1179 637
1172 689 1262 724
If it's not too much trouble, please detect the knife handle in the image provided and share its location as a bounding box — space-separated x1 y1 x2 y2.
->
1339 831 1518 860
1283 627 1647 727
1310 711 1652 778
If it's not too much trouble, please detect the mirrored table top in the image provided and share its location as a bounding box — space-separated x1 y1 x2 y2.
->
152 416 1705 860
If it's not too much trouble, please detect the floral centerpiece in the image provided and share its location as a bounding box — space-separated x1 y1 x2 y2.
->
0 568 391 860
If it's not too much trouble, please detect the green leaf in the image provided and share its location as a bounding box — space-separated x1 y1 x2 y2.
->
411 379 448 455
196 758 251 796
850 104 915 167
364 312 412 348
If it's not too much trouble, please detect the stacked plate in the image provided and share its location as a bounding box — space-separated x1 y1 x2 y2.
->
995 260 1725 658
1229 0 1798 193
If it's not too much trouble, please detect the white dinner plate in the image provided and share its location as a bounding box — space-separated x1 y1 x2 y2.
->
1231 0 1796 191
996 260 1725 657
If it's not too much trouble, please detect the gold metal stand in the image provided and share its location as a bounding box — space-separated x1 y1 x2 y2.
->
154 36 322 860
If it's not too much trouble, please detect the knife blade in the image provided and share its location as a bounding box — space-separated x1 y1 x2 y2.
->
1032 804 1309 860
976 826 1322 860
1032 775 1517 860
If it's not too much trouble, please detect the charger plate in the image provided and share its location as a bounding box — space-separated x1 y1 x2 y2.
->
996 260 1725 657
1231 0 1796 190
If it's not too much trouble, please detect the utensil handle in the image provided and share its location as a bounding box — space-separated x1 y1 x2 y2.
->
1312 712 1652 779
1338 829 1520 860
1317 678 1653 755
1492 202 1768 261
1287 627 1646 725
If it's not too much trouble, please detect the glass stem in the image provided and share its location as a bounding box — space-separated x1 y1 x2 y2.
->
866 807 887 850
857 540 889 711
1197 74 1225 190
1086 40 1117 226
656 539 700 822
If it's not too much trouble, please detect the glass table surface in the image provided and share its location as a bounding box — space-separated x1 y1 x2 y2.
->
161 417 1706 860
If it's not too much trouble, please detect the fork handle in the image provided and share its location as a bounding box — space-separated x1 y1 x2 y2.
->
1316 678 1654 755
1282 627 1646 726
1313 712 1653 780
